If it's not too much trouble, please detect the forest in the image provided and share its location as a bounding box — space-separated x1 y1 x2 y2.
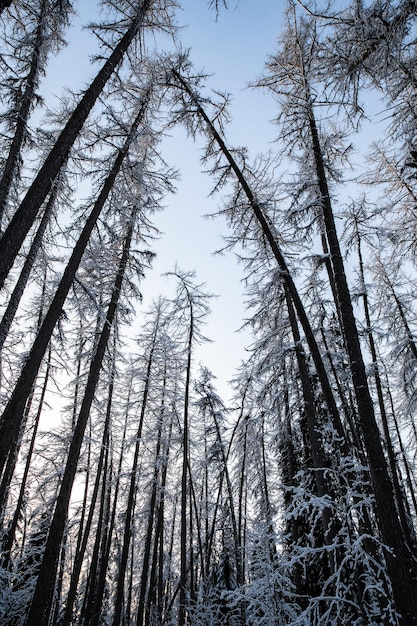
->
1 0 417 624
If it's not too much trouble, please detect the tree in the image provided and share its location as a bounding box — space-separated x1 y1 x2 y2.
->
165 270 212 626
0 88 153 479
26 212 136 624
256 5 417 618
0 0 159 290
3 2 417 624
0 0 73 229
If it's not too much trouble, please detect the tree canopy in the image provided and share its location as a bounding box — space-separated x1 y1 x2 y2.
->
1 0 417 624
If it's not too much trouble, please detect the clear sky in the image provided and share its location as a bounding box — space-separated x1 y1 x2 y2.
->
147 0 283 395
39 0 285 399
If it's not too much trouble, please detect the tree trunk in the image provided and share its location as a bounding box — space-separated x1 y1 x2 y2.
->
81 431 111 626
307 104 417 621
0 269 49 514
0 0 48 228
355 221 416 549
112 319 160 626
0 172 61 352
25 218 134 624
136 370 166 626
0 0 152 289
1 345 51 567
285 287 339 548
179 299 193 626
171 70 347 450
0 97 150 478
62 351 116 626
81 385 130 626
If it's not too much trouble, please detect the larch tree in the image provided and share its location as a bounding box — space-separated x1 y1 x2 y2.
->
2 1 417 624
0 0 177 290
255 4 417 619
0 0 73 229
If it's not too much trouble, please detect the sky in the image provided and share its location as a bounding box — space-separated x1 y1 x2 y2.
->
39 0 285 400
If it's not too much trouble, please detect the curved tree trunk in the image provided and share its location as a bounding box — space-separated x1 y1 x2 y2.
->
171 70 347 451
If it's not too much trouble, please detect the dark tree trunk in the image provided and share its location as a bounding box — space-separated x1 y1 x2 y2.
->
112 320 159 626
81 431 111 626
0 173 61 352
355 222 416 549
0 98 150 478
0 0 151 289
0 271 49 515
136 370 166 626
307 106 417 621
62 354 115 626
171 70 347 451
0 0 48 228
179 301 193 626
285 287 338 545
1 345 51 567
385 370 417 518
80 387 130 626
202 386 243 590
25 219 134 624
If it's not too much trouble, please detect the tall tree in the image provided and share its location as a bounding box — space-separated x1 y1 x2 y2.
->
256 6 417 618
166 270 211 626
0 0 73 228
0 90 153 478
26 212 136 624
0 0 166 289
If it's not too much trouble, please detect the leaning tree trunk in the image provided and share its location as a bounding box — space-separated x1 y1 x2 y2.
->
0 171 62 352
0 96 151 478
307 102 417 620
284 287 339 548
171 69 417 622
0 0 49 228
355 220 416 549
62 350 116 626
0 268 49 514
0 0 152 289
171 70 347 451
25 218 134 625
145 408 174 626
203 387 243 588
1 346 52 568
384 368 417 518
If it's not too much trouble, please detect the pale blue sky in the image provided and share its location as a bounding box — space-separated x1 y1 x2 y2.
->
39 1 285 397
147 1 283 391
